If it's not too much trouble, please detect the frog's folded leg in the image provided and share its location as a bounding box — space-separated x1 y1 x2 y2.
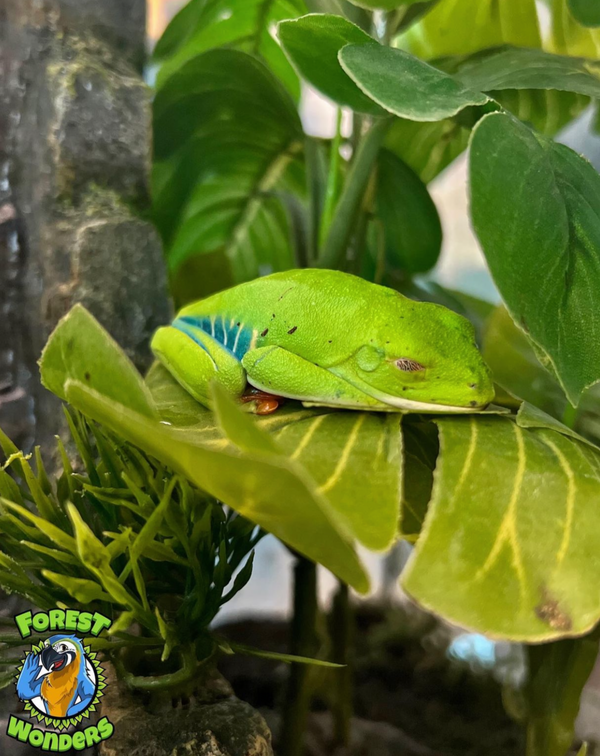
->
242 346 391 411
152 322 246 408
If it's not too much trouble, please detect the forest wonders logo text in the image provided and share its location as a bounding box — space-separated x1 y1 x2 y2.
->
7 610 114 751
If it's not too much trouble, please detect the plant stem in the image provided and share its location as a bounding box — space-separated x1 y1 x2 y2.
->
317 118 391 270
525 632 599 756
562 402 578 430
281 555 318 756
319 108 344 250
331 581 353 747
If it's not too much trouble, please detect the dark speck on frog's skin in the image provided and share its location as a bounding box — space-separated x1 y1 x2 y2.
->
328 340 332 343
261 328 269 337
470 400 478 407
85 372 91 381
288 326 297 335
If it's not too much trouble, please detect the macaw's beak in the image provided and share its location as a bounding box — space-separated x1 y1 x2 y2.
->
40 646 73 672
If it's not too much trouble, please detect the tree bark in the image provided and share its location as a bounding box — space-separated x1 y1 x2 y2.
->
0 0 169 455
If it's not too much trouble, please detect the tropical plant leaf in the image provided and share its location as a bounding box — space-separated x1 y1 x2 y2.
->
384 118 470 183
453 46 600 100
402 415 600 641
154 0 307 100
400 418 438 539
63 381 369 593
39 305 157 419
279 14 383 113
375 148 441 273
568 0 600 26
152 49 303 304
395 0 541 58
483 306 568 420
149 365 403 552
339 44 491 121
550 0 600 56
470 112 600 406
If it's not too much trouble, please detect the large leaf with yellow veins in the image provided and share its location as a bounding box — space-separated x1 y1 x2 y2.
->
147 363 402 551
402 414 600 641
39 305 600 641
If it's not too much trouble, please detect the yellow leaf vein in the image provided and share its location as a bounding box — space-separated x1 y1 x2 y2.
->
540 432 576 566
319 414 366 494
290 414 327 460
476 424 526 601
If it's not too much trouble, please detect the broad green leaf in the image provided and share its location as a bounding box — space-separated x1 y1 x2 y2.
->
385 89 587 186
525 634 599 756
568 0 600 26
339 44 490 121
279 14 383 114
484 308 600 446
454 47 600 100
550 0 600 56
375 148 441 273
63 381 369 593
395 0 541 58
470 112 600 406
39 305 157 419
269 406 402 551
152 49 303 303
403 415 600 641
149 365 402 551
154 0 306 100
385 118 470 183
483 306 568 420
400 418 438 539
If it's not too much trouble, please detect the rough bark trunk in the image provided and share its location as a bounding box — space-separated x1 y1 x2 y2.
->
0 0 169 455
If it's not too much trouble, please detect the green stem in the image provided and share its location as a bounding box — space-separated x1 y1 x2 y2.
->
319 108 343 250
114 644 201 691
330 581 353 747
304 137 327 267
317 118 391 270
280 555 318 756
525 632 599 756
562 402 578 430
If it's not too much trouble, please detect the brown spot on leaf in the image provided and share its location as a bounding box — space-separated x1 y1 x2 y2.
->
535 589 572 631
288 326 297 335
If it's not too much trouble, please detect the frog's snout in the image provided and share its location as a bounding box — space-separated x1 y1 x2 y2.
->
466 367 495 408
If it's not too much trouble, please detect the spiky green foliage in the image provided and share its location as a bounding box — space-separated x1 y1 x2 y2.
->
0 409 262 689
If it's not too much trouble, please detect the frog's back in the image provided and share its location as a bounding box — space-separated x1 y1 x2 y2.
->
175 270 401 362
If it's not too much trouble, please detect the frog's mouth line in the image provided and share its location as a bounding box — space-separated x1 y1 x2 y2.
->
247 377 488 414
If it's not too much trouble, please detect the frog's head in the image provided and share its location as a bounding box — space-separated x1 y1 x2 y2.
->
333 299 494 412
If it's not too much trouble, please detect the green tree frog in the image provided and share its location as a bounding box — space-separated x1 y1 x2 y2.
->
152 269 494 414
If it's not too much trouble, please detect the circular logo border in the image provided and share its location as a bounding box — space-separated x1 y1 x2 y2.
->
15 640 106 732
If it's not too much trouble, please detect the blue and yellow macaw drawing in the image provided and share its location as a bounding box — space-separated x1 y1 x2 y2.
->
16 635 96 719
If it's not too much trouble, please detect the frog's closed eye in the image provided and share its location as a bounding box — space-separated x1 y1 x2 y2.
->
395 358 424 372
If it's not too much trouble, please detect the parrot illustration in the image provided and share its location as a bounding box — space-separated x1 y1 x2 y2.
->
16 634 96 718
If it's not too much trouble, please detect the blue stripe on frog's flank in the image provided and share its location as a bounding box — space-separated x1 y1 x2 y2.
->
175 316 253 359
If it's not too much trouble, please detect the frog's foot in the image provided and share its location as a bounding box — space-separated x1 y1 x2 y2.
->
240 387 285 415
